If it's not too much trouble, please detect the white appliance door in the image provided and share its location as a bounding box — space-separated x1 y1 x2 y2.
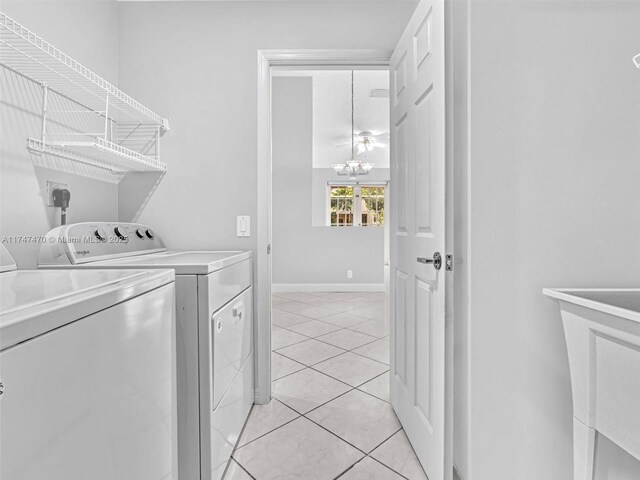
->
211 287 253 409
0 284 176 480
208 284 253 480
390 0 451 479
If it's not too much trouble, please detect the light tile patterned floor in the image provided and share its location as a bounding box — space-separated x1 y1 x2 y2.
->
226 292 429 480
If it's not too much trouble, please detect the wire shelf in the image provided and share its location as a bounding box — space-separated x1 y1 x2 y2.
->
27 138 167 175
2 11 170 182
0 11 169 129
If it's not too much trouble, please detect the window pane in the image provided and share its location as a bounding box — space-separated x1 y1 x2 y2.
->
359 185 385 227
329 185 377 227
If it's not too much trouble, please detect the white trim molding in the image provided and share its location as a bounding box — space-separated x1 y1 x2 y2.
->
272 283 386 293
261 49 392 67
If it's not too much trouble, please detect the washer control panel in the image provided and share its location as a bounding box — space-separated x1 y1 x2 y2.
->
39 222 166 265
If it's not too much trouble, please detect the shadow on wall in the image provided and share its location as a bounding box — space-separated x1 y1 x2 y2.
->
0 68 119 267
2 69 124 184
118 171 166 222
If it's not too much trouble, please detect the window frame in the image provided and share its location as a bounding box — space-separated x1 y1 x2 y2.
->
327 182 386 227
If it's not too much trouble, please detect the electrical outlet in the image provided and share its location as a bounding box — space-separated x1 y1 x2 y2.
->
46 181 68 207
347 270 353 279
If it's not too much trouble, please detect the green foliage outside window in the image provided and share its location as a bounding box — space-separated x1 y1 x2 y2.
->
329 185 384 227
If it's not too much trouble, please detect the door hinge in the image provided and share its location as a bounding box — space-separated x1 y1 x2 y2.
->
267 243 271 254
445 254 454 271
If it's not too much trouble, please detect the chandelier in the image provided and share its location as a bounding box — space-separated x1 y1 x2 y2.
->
332 71 374 179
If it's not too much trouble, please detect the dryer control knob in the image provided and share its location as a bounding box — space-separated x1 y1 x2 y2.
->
94 229 107 241
135 228 145 239
145 229 154 239
114 227 127 240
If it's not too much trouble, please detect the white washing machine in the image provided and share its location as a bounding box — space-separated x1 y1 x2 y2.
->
0 244 177 480
38 222 254 480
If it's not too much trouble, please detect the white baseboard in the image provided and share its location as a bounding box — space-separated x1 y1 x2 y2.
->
272 283 385 293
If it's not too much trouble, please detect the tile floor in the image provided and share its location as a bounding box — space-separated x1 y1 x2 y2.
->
226 291 429 480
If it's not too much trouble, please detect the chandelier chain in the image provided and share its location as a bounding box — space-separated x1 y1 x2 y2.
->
331 69 374 178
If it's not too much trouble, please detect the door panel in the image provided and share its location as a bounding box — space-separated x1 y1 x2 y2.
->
415 7 433 69
394 53 408 102
390 0 450 479
415 86 434 234
414 277 433 426
394 269 408 385
395 115 409 233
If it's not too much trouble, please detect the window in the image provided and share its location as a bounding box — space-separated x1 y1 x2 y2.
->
330 186 354 226
329 185 385 227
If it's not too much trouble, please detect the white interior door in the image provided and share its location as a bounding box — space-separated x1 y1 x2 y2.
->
389 1 451 479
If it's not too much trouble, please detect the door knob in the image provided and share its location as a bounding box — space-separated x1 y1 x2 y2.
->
417 252 442 270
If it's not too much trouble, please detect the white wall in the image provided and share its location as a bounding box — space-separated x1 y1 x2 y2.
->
272 77 385 289
458 2 640 479
0 1 119 268
115 0 416 253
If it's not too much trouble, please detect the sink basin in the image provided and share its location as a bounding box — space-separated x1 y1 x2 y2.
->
544 289 640 323
544 288 640 480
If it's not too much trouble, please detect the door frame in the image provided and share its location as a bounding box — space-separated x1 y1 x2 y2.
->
255 49 393 404
256 37 459 480
256 7 461 476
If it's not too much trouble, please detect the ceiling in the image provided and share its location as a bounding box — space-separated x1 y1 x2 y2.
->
277 69 390 169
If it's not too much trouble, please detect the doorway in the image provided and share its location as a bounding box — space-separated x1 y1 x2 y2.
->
236 59 430 479
254 50 393 404
251 5 455 474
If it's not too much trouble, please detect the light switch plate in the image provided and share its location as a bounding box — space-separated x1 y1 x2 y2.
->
237 215 250 237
